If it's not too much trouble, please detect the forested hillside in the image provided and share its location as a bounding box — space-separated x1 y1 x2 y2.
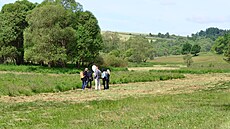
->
101 27 230 64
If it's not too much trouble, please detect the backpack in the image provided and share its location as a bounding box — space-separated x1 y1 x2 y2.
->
98 70 102 79
105 72 110 80
101 71 106 79
80 71 84 79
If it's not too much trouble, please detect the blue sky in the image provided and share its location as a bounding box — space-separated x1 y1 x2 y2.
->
1 0 230 36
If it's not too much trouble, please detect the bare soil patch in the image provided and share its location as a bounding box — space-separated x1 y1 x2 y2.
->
0 73 229 103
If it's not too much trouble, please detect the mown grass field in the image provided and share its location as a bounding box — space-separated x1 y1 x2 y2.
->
0 74 229 128
0 53 229 128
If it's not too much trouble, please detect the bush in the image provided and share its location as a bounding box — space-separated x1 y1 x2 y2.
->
102 54 128 67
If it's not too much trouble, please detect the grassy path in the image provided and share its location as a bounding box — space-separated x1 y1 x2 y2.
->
0 73 229 103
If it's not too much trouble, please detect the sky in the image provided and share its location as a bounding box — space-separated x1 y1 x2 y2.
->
1 0 230 36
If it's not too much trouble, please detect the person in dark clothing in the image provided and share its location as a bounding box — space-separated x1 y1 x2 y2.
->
87 70 93 89
102 69 110 90
105 69 110 89
101 68 106 90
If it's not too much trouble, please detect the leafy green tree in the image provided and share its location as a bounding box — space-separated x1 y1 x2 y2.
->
0 0 35 65
212 33 230 62
224 42 230 62
212 34 230 54
181 42 192 55
24 4 74 67
196 38 214 52
165 32 170 38
191 44 201 56
171 46 181 55
69 11 102 67
102 31 121 53
125 36 153 63
25 0 102 67
40 0 83 12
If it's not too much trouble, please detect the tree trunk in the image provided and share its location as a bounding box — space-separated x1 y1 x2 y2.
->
15 54 24 65
76 61 80 68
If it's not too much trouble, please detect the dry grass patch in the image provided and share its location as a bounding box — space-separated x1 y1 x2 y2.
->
128 65 184 71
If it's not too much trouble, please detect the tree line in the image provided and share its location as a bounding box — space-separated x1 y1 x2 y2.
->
0 0 102 67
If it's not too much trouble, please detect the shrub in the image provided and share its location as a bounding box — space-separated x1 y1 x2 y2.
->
102 54 128 67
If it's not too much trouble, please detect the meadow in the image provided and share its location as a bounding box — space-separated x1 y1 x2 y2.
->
0 53 229 128
0 74 229 128
0 71 184 96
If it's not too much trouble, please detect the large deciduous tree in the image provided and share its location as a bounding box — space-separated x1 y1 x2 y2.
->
24 4 76 67
24 0 102 67
68 11 102 67
0 0 35 64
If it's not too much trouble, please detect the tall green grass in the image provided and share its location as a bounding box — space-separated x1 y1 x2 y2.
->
0 64 81 74
0 71 184 96
0 73 80 96
110 71 184 84
0 64 128 74
0 80 229 128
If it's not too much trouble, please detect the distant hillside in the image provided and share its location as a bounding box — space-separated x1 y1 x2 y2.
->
101 31 185 42
101 30 214 57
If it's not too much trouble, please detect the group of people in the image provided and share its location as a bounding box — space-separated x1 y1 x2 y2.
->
80 65 110 90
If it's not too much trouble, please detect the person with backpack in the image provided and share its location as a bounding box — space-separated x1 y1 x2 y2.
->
80 68 88 90
80 71 84 89
104 69 110 90
102 69 110 90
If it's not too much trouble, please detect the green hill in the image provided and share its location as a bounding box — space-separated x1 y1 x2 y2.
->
101 30 214 57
